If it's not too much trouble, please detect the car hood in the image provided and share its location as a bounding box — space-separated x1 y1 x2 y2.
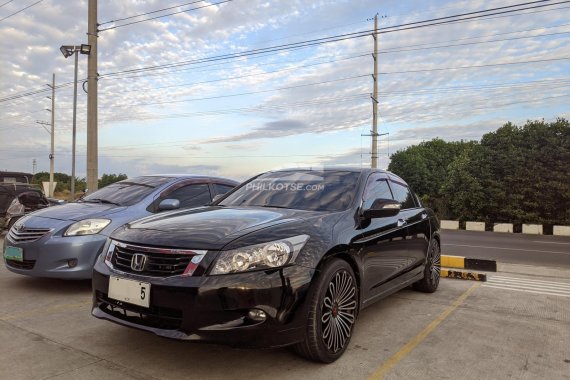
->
111 206 321 250
29 202 127 221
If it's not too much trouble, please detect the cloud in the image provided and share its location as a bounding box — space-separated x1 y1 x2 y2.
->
1 0 569 179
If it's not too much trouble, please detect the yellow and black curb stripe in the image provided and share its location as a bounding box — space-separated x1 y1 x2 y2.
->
441 255 497 272
441 269 487 282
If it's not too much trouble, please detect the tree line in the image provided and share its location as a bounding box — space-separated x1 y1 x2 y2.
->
32 173 128 193
388 118 570 225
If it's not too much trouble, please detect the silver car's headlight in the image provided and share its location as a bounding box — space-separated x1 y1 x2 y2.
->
210 235 310 275
64 219 111 236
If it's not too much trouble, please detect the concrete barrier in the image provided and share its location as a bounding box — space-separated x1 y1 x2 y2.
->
522 224 543 235
438 220 569 235
441 220 459 230
493 223 513 233
441 255 497 272
466 221 485 231
553 226 570 236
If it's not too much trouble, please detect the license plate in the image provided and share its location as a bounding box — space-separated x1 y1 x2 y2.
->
4 246 23 262
108 276 151 308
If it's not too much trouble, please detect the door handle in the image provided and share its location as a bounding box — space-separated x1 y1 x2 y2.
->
421 213 428 220
397 219 407 227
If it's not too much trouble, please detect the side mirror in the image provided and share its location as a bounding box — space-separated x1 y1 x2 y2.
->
158 198 180 211
361 198 401 219
212 194 223 203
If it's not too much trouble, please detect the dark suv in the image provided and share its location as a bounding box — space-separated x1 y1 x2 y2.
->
92 168 440 362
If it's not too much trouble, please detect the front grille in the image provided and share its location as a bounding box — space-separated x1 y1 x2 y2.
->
8 227 51 243
96 291 183 330
5 259 36 270
111 244 195 277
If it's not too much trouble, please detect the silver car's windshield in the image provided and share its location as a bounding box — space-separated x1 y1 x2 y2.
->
81 176 171 206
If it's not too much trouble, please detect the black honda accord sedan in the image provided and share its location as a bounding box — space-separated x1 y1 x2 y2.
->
92 168 440 362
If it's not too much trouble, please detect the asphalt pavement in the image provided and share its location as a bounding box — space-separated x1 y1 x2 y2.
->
441 230 570 269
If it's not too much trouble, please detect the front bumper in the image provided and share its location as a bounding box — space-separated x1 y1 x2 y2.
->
4 233 107 279
92 258 315 348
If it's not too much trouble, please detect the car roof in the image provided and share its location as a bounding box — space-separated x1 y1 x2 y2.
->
138 174 238 184
266 167 408 184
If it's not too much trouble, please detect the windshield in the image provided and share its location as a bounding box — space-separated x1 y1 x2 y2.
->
81 176 172 206
219 170 360 212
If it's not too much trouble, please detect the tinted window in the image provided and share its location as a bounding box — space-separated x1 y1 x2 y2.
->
82 176 171 206
363 175 393 201
167 184 212 208
390 181 415 209
219 170 360 212
213 184 234 196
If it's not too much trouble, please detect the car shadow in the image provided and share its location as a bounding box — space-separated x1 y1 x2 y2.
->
8 277 92 295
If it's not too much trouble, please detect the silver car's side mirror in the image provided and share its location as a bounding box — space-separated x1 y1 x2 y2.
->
158 198 180 211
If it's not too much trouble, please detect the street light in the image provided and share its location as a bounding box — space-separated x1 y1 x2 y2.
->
60 44 90 201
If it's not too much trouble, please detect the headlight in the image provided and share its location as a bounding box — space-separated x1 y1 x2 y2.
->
64 219 111 236
211 235 310 275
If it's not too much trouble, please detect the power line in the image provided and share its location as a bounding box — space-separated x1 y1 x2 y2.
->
2 1 568 105
98 0 233 32
100 74 371 109
99 2 569 76
99 0 570 79
0 0 15 8
99 0 204 25
378 56 570 75
101 53 369 95
0 0 44 22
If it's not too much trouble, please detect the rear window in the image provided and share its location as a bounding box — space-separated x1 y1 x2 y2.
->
81 176 172 206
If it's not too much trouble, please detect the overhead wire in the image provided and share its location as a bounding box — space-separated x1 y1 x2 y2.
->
0 0 43 22
98 0 233 32
98 0 570 79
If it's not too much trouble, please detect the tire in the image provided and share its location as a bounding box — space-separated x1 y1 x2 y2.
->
413 238 441 293
294 258 358 363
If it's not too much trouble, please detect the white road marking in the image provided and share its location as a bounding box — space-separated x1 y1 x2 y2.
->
491 276 570 288
482 285 570 298
442 243 570 255
483 276 570 298
532 241 570 245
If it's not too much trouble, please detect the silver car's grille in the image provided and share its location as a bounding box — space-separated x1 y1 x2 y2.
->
8 227 52 243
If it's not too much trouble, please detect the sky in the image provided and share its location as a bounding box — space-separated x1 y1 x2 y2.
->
0 0 569 182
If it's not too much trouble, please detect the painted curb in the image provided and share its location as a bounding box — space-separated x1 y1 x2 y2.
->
441 255 497 272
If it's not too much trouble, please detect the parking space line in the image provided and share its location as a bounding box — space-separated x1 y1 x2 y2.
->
0 301 91 321
367 283 480 380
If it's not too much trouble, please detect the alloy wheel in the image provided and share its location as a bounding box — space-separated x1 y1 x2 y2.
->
430 243 441 284
321 270 357 353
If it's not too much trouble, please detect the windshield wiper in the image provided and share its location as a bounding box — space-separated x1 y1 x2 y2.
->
259 204 295 210
83 198 121 206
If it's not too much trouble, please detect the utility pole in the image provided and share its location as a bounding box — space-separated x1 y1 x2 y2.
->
32 159 37 174
48 74 55 197
371 13 379 169
71 50 79 201
86 0 98 194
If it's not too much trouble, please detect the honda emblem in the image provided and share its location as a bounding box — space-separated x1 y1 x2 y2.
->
131 253 147 272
